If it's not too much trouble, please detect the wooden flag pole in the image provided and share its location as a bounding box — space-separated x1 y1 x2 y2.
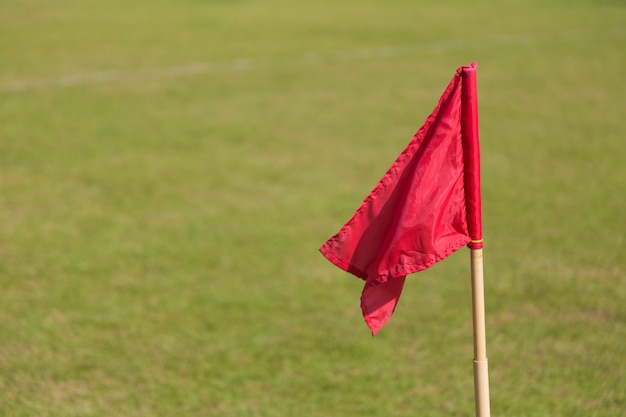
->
470 247 490 417
460 63 491 417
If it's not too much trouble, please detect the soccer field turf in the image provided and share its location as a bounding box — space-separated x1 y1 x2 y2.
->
1 1 625 415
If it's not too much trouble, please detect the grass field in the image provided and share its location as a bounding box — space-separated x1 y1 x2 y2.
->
1 0 625 416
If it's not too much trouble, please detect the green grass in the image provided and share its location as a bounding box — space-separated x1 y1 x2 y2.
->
1 0 625 415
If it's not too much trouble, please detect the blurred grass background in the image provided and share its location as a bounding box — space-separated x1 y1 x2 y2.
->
1 0 625 416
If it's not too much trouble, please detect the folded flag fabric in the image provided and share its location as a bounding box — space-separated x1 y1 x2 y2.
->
320 64 481 335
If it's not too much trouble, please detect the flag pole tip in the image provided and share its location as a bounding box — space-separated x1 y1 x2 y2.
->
462 62 478 74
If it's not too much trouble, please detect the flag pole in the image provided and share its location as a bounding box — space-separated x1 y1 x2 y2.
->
461 62 491 417
470 247 490 417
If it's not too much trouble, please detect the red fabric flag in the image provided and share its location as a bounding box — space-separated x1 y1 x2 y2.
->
320 63 481 335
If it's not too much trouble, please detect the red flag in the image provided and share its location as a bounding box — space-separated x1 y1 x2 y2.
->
320 63 481 335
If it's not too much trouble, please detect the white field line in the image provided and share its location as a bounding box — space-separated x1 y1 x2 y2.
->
1 29 624 94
